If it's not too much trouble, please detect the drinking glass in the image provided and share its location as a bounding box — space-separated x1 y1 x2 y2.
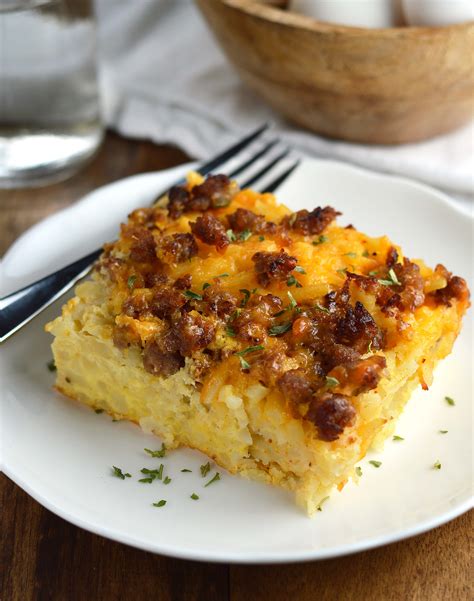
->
0 0 103 188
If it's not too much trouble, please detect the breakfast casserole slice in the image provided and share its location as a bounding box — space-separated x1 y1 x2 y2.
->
46 172 470 515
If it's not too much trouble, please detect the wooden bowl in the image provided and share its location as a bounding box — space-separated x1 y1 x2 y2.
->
197 0 474 144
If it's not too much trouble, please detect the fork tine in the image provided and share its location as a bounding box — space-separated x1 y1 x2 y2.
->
198 123 269 177
259 160 301 194
227 138 280 178
238 148 290 189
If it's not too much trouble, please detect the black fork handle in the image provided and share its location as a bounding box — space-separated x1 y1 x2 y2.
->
0 249 102 342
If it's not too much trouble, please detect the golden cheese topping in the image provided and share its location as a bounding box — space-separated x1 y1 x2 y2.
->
96 172 470 442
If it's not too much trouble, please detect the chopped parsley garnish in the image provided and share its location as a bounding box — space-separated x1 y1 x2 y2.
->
163 476 172 485
127 275 137 289
337 268 347 276
139 477 155 484
144 444 166 458
215 273 229 278
236 345 265 356
190 493 199 500
152 499 166 507
239 357 250 370
239 288 251 307
200 462 211 477
315 303 329 314
286 274 302 288
355 466 363 477
439 430 448 434
287 291 297 309
94 409 104 414
325 376 339 388
368 269 378 277
112 466 131 480
369 460 382 468
47 360 56 372
184 290 203 301
433 460 441 470
344 252 357 258
444 396 455 406
312 235 328 245
259 235 265 241
140 464 164 481
362 250 370 258
181 469 192 473
268 322 292 336
204 472 221 487
239 229 252 241
294 266 306 274
226 229 237 242
317 496 330 512
393 435 404 441
202 282 211 290
225 325 236 337
378 268 401 287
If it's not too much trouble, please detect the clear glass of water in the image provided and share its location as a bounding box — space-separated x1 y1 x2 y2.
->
0 0 103 188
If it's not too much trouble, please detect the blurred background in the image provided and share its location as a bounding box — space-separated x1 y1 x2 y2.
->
0 0 473 204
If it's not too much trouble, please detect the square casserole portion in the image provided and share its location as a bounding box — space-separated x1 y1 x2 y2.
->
46 172 470 515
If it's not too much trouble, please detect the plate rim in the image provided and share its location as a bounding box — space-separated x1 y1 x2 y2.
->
2 157 473 563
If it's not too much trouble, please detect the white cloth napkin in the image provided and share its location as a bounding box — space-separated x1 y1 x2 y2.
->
96 0 473 207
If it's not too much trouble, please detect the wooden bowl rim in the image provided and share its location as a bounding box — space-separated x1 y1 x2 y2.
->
219 0 474 37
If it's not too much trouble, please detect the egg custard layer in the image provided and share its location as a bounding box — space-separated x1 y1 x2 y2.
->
46 172 470 515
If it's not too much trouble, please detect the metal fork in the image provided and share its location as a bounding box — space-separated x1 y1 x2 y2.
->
0 125 300 342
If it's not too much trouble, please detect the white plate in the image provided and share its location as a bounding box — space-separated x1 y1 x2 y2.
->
1 159 472 563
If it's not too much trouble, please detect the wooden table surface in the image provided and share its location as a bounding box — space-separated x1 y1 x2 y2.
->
1 132 472 601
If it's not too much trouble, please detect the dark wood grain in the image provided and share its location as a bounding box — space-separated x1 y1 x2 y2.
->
1 131 472 601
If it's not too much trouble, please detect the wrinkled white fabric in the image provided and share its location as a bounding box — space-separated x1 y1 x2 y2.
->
96 0 473 205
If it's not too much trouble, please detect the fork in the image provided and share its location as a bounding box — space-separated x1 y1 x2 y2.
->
0 125 300 342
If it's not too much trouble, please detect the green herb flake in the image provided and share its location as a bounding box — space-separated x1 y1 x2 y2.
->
47 360 57 372
369 460 382 468
312 235 328 246
190 493 199 500
204 472 221 487
259 235 265 241
368 270 379 277
112 466 131 480
344 252 357 258
239 288 251 307
294 266 306 274
268 322 292 336
200 462 211 477
445 396 455 406
362 250 370 258
239 356 250 370
127 275 137 290
239 229 252 241
214 273 229 278
152 499 166 507
388 268 401 285
236 345 265 356
439 430 448 434
225 325 236 337
144 443 166 458
355 466 363 477
337 268 347 276
316 496 330 512
94 409 104 414
287 291 297 309
226 229 237 242
139 477 155 484
315 303 330 314
393 435 404 441
202 282 211 290
433 460 442 470
287 274 302 288
325 376 339 388
184 290 203 301
181 469 192 473
163 476 172 485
